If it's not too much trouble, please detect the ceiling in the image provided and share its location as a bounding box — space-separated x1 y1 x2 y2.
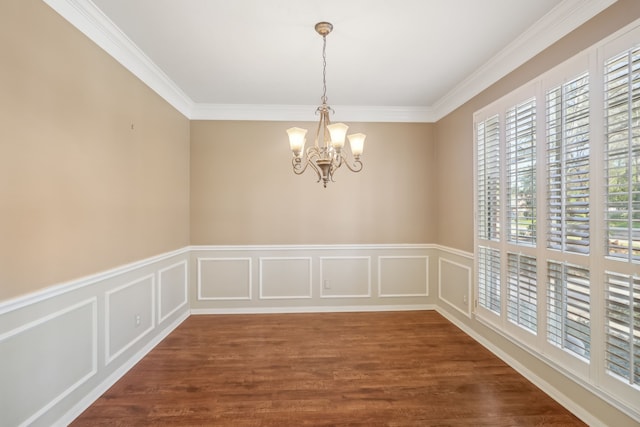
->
47 0 615 121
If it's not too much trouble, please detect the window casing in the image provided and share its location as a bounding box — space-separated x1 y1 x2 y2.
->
474 21 640 417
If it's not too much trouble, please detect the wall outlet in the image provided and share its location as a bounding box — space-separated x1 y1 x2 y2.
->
463 295 467 304
323 280 330 290
135 314 141 326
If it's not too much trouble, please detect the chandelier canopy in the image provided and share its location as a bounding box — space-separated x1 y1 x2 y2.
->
286 22 365 188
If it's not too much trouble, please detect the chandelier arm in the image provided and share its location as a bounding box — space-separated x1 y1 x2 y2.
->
341 157 363 173
308 160 324 184
292 157 310 175
302 147 325 183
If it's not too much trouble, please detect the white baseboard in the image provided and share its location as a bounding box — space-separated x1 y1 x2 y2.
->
191 304 436 315
434 306 604 427
55 311 189 426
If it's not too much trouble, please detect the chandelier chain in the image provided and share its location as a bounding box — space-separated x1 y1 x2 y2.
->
321 34 328 105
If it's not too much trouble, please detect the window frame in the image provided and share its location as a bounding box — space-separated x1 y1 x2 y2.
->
473 20 640 416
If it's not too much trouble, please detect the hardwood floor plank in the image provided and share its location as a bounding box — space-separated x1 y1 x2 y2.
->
71 311 585 426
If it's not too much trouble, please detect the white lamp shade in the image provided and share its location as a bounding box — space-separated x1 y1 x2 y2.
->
347 133 365 156
326 122 348 149
287 127 307 155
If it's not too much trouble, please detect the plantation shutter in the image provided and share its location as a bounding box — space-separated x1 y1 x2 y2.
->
546 73 590 254
547 261 591 360
477 115 501 241
506 98 537 246
604 46 640 262
478 246 501 314
507 252 537 333
605 271 640 386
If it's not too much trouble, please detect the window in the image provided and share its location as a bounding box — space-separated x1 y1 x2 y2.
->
547 261 590 360
474 23 640 415
506 98 537 246
604 47 640 262
605 271 640 386
477 115 501 242
478 246 501 314
507 253 537 333
547 73 590 254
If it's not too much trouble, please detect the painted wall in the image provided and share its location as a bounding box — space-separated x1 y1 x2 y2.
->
190 121 436 245
0 0 191 301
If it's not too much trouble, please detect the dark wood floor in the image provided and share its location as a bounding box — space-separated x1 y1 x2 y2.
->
71 311 585 426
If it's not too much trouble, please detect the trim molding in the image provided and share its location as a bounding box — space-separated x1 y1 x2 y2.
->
259 257 313 300
191 243 435 252
0 298 98 427
158 260 189 324
104 274 156 365
319 256 372 299
0 246 190 316
196 257 253 301
56 311 189 426
438 257 472 318
190 304 436 315
41 0 193 117
431 0 617 121
378 255 429 297
436 306 640 426
43 0 615 122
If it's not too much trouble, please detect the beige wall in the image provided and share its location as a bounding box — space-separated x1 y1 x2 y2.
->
190 121 436 245
434 0 640 252
0 0 191 301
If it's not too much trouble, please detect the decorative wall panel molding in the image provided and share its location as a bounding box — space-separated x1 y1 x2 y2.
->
0 249 190 426
158 260 189 323
0 298 97 427
320 256 371 298
378 256 429 297
259 257 312 299
190 245 434 313
438 257 472 318
197 257 252 300
105 274 155 365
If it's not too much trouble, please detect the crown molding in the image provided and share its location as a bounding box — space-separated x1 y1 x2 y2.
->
431 0 617 121
45 0 615 123
42 0 195 118
190 104 434 123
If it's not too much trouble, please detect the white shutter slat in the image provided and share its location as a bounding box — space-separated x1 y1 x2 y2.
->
507 98 537 246
547 261 591 360
507 252 537 334
477 115 501 242
546 72 590 254
605 46 640 262
478 246 501 314
605 271 640 386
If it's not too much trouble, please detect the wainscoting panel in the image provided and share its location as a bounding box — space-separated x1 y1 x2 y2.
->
320 256 371 298
158 260 189 323
0 299 97 427
259 257 312 299
105 274 155 365
438 257 472 318
4 244 637 426
0 248 190 427
197 257 252 300
379 256 429 297
190 245 435 313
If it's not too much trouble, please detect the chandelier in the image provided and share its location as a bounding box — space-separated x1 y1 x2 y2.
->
286 22 365 188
